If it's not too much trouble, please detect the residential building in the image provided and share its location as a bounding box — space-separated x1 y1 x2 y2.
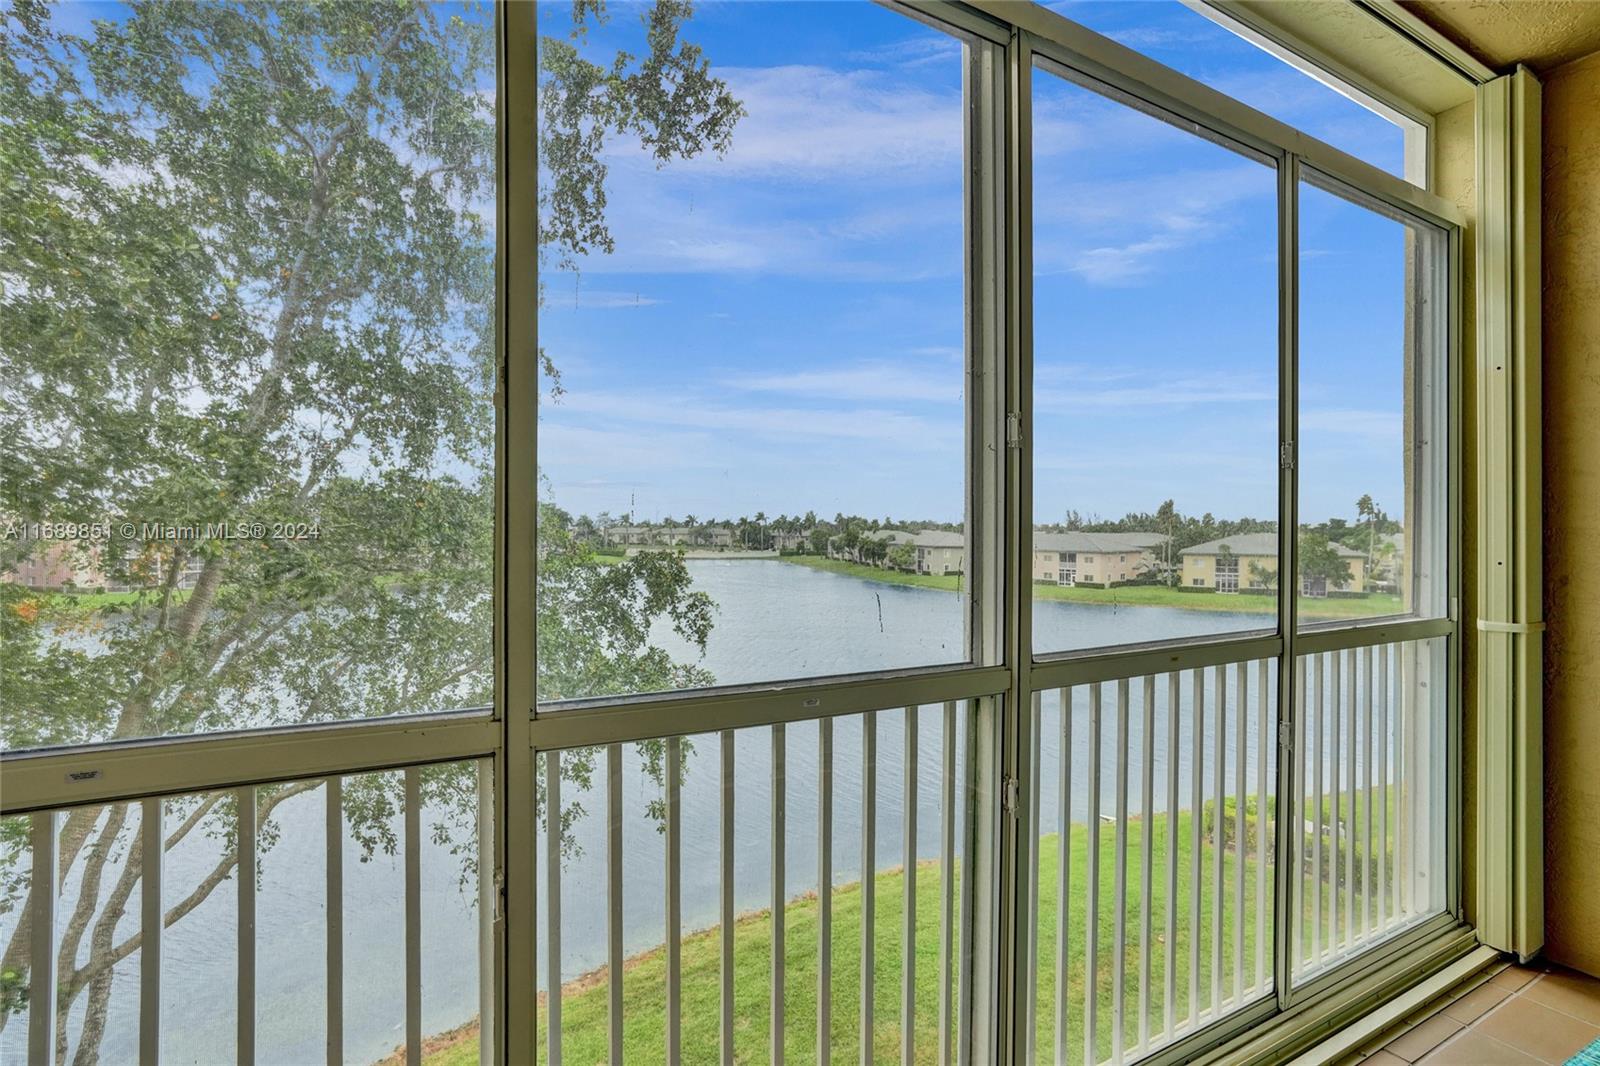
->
912 529 964 575
1179 532 1367 595
1031 531 1170 586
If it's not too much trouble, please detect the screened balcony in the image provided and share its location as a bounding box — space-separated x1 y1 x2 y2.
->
2 1 1587 1064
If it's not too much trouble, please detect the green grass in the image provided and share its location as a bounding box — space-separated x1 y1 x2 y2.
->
417 806 1286 1065
778 555 1405 621
409 779 1417 1065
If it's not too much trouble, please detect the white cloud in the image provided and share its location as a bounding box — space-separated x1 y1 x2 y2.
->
545 388 958 452
1036 372 1273 412
724 363 962 404
1299 407 1403 445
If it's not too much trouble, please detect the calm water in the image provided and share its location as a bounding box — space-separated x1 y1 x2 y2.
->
5 559 1298 1065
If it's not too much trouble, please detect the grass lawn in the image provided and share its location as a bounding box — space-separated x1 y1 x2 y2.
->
778 556 1405 622
415 808 1285 1066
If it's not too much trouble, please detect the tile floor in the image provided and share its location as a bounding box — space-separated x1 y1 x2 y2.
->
1336 959 1600 1065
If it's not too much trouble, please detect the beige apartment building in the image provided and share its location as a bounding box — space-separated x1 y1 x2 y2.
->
1180 532 1367 595
1032 531 1169 586
912 530 964 575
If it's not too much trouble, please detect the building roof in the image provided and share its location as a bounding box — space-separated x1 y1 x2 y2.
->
1033 531 1169 554
1180 532 1364 558
912 530 964 548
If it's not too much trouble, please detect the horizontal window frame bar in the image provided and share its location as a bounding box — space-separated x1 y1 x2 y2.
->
1213 918 1480 1064
1031 632 1281 689
1295 616 1453 656
0 711 497 815
962 0 1464 229
529 665 1009 751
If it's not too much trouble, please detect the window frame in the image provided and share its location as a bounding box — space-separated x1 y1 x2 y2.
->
0 3 1471 1064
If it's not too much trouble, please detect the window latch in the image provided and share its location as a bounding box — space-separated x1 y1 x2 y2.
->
1279 441 1294 470
1001 775 1019 814
1006 413 1023 449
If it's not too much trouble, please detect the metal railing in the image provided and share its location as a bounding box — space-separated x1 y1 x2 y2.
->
1026 655 1278 1066
10 761 492 1066
535 700 981 1065
1292 639 1442 981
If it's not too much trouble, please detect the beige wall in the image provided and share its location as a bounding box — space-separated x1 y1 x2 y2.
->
1033 547 1156 584
1542 48 1600 978
1179 553 1367 592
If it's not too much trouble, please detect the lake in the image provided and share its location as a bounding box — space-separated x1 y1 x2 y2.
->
3 559 1293 1065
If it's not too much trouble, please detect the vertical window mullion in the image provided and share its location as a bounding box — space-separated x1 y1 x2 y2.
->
501 2 539 1062
1274 153 1302 1012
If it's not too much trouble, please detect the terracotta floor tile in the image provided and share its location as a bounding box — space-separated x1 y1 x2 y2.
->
1522 969 1600 1026
1489 966 1541 992
1387 1015 1465 1062
1405 996 1456 1025
1476 994 1600 1063
1359 1022 1414 1055
1441 982 1511 1023
1419 1030 1545 1066
1367 1052 1408 1066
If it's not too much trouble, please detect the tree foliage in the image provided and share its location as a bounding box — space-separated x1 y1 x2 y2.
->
0 0 739 1056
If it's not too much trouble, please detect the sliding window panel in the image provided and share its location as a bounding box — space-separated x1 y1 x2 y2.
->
1052 2 1420 181
1031 60 1280 655
1 3 497 751
534 3 985 703
1296 177 1450 627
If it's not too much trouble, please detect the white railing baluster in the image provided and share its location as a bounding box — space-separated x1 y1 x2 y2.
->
1211 667 1224 1016
1344 648 1356 951
957 703 977 1066
902 707 917 1066
1294 658 1307 973
822 718 835 1066
29 810 57 1066
238 787 257 1066
1363 645 1375 941
773 723 787 1066
405 767 423 1066
1055 688 1073 1066
1027 690 1042 1066
545 752 562 1066
1139 675 1155 1053
477 761 496 1066
1233 662 1246 1007
1113 679 1130 1063
862 710 877 1066
1188 669 1203 1030
608 745 624 1066
1164 672 1179 1044
1377 645 1390 932
144 796 164 1066
1255 658 1268 996
938 702 954 1066
1085 684 1102 1066
666 736 683 1065
1395 647 1407 923
1312 653 1324 966
722 730 735 1066
1328 651 1341 954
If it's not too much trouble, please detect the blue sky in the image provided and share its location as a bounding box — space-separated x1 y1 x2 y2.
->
534 0 1414 531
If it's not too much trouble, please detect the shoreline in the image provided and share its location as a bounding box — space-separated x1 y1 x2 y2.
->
774 554 1401 621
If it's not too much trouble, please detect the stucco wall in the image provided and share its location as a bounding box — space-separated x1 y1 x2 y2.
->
1542 47 1600 978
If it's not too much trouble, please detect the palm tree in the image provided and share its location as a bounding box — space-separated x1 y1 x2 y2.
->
1356 494 1378 570
754 510 767 550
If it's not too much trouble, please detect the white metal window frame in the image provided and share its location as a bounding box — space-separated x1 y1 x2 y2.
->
0 3 1470 1064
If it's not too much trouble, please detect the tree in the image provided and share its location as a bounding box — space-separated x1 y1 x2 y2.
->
885 544 915 571
1356 494 1378 571
0 0 739 1057
1299 532 1353 596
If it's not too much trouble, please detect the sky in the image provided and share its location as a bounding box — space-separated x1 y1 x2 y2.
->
540 0 1417 533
